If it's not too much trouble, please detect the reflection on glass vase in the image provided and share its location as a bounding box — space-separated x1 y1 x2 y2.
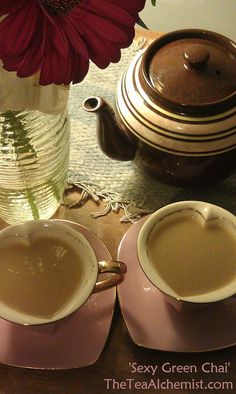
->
0 109 70 224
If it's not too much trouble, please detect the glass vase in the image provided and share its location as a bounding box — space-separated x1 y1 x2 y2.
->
0 108 70 224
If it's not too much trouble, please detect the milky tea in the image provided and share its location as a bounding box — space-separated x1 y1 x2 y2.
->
147 209 236 297
0 233 83 319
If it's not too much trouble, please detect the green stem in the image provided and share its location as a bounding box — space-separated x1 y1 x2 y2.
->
25 189 40 220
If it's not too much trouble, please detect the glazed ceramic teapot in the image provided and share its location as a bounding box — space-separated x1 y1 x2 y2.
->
83 29 236 186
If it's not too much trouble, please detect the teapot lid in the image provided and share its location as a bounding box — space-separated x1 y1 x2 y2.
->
141 30 236 115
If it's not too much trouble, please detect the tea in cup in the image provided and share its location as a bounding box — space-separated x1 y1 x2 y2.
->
0 220 126 325
137 201 236 310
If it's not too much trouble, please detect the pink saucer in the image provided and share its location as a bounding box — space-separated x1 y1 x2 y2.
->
117 216 236 352
0 220 116 369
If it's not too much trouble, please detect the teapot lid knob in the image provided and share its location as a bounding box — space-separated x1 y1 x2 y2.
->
184 44 210 69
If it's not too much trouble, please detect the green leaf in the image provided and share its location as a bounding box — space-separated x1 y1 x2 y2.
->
137 16 149 30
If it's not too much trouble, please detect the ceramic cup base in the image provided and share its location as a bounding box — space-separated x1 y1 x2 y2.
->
117 216 236 352
0 220 116 369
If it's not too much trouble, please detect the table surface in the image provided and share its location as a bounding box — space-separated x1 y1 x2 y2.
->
0 29 235 394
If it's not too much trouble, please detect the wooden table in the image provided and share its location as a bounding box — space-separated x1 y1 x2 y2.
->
0 30 235 394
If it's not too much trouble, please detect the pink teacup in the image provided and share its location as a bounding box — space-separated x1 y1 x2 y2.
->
137 201 236 312
0 220 126 325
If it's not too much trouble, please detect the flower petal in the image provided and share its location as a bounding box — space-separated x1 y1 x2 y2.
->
82 0 136 27
77 26 121 68
39 43 89 85
59 15 89 59
39 13 90 85
2 40 43 77
72 8 130 46
2 55 25 72
0 1 40 57
106 0 146 15
70 51 89 84
0 0 145 85
41 18 77 84
0 0 28 16
41 14 69 59
17 37 44 78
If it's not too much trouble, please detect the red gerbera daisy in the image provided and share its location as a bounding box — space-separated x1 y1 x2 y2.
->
0 0 145 85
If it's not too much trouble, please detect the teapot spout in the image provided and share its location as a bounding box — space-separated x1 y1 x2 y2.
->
83 96 136 161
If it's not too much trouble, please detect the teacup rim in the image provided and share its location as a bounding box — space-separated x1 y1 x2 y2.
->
137 200 236 304
0 220 98 326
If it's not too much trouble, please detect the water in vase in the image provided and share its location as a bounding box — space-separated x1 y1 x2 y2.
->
0 109 70 224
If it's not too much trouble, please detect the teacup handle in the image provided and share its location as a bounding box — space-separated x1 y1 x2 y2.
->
93 260 127 293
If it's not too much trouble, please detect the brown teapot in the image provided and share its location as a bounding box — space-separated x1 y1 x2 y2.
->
83 29 236 186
